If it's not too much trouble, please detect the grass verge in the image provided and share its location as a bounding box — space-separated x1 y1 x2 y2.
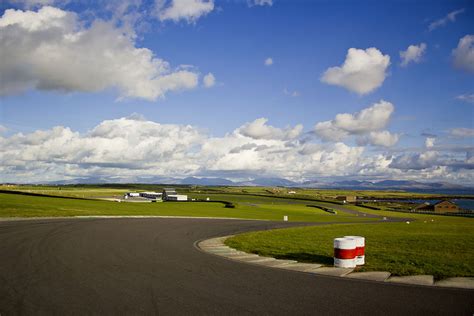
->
225 215 474 279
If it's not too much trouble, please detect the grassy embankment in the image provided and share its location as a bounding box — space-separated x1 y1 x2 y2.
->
225 208 474 279
0 192 376 223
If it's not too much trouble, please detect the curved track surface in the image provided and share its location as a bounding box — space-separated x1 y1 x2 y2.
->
0 218 472 315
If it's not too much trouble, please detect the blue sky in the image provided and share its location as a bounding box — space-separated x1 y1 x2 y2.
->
0 0 473 184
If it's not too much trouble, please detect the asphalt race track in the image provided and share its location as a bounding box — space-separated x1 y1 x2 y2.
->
0 218 472 315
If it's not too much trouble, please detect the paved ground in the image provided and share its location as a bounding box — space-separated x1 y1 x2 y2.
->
0 218 472 315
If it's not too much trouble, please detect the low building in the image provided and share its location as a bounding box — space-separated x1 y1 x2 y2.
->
414 202 432 212
139 192 163 200
434 200 460 213
165 194 188 201
162 188 187 201
414 200 459 214
162 188 177 200
336 195 357 203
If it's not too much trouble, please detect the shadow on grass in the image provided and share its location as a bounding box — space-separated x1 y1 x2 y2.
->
272 252 333 265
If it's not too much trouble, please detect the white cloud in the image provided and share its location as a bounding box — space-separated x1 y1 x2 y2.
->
0 125 7 134
456 94 474 103
321 47 390 95
400 43 427 67
314 100 395 143
249 0 273 6
237 118 303 140
366 131 399 147
452 34 474 73
0 116 206 181
314 121 349 142
449 128 474 138
0 116 366 182
425 137 436 148
390 151 440 170
264 57 273 66
429 8 465 31
389 149 474 174
0 6 199 100
1 115 472 184
155 0 214 23
203 72 215 88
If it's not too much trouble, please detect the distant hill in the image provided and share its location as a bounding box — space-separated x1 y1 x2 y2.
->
179 177 234 186
313 180 472 195
236 177 299 187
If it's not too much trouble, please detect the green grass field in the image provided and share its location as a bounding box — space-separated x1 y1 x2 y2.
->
2 183 458 201
225 212 474 279
0 192 375 222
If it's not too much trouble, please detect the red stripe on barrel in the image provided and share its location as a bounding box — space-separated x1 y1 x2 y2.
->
355 246 365 256
333 237 357 268
334 248 356 259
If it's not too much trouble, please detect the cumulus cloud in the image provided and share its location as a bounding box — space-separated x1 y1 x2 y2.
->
452 34 474 73
449 128 474 138
0 116 366 182
425 137 436 148
236 118 303 140
390 151 440 170
365 131 400 147
264 57 273 66
203 72 215 88
314 100 395 143
456 94 474 103
314 121 349 142
400 43 426 67
321 47 390 95
155 0 214 23
429 8 465 31
0 6 199 99
0 117 205 181
389 150 474 173
1 115 472 184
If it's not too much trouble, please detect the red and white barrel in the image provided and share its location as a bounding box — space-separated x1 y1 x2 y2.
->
333 237 356 268
344 236 365 265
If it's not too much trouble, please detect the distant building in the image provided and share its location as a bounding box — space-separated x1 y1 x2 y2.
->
162 188 177 200
123 192 140 200
288 191 296 194
165 195 188 201
336 195 357 203
162 188 187 201
414 200 459 214
139 192 163 200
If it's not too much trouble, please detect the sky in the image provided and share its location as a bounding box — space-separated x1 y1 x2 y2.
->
0 0 473 185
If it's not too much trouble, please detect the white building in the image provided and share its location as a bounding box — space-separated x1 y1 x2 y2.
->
165 194 188 201
162 188 187 201
139 192 163 199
